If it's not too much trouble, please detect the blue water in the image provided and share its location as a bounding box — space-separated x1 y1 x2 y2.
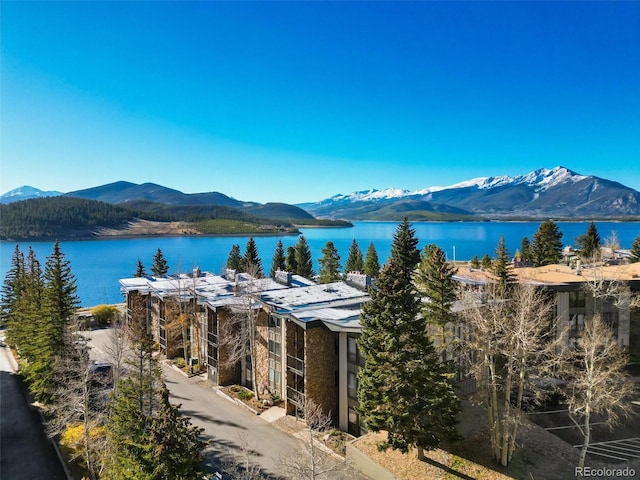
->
1 221 638 307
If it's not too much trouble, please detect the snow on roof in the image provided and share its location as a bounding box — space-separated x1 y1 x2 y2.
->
259 281 369 313
287 307 362 332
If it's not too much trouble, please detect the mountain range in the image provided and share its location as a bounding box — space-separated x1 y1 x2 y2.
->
2 166 639 221
299 166 640 220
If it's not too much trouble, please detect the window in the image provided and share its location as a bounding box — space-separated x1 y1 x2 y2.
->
569 291 586 308
348 371 358 399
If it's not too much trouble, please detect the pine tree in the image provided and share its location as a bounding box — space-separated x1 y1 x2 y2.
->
531 220 563 266
43 240 80 339
295 236 314 279
243 237 263 277
363 242 380 278
1 245 25 330
490 235 515 292
145 387 206 480
151 248 169 277
134 259 147 278
631 234 640 263
357 220 460 459
285 246 297 274
577 222 602 260
344 239 364 274
270 239 286 277
521 236 532 262
414 244 458 361
318 241 341 284
226 244 242 271
470 255 480 269
481 253 492 269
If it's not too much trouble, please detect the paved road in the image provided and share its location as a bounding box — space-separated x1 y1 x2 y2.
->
87 328 327 479
0 336 69 480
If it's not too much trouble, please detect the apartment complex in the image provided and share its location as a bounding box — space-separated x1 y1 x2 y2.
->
120 261 640 435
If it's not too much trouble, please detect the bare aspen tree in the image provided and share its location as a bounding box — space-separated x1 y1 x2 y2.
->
555 314 634 469
279 398 349 480
49 321 108 480
104 312 128 396
220 262 266 399
221 431 269 480
458 283 557 466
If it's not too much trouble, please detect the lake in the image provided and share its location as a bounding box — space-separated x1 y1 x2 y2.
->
1 221 638 307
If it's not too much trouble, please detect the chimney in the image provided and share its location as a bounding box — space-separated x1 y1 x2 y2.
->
275 270 292 286
346 272 372 290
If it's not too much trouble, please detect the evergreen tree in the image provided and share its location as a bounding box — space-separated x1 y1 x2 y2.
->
134 259 147 278
577 222 602 260
481 253 492 269
1 245 25 330
414 244 458 361
226 244 242 271
243 237 263 277
145 387 206 480
151 248 169 277
357 220 460 459
270 239 286 277
318 241 342 284
531 220 563 266
285 246 297 274
521 236 532 262
363 242 380 278
630 234 640 263
344 239 364 274
295 235 314 279
490 235 515 292
470 255 480 269
43 240 80 337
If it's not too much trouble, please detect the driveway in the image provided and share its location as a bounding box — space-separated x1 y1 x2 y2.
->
87 328 349 479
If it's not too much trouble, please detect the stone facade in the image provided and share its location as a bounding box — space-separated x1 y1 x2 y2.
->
305 326 338 422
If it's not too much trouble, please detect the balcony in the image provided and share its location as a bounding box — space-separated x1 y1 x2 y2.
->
286 386 305 408
286 354 304 376
207 332 218 345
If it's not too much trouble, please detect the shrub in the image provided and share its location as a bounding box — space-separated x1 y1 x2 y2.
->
237 389 254 401
90 304 119 326
173 357 186 369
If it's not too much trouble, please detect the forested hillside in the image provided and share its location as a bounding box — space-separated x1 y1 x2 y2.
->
0 197 135 239
0 197 350 240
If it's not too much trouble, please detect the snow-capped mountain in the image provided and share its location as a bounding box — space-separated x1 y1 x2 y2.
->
302 167 640 220
0 186 63 204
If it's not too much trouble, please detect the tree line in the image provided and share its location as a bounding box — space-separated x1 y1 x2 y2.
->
1 242 206 479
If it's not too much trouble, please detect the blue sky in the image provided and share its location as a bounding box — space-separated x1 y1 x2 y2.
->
1 1 639 204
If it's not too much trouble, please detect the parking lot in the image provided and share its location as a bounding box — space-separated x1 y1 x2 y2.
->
528 400 640 464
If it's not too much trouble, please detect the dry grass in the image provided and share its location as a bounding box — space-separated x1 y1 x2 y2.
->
350 399 582 480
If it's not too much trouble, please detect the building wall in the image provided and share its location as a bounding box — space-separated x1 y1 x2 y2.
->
217 310 241 386
305 327 337 422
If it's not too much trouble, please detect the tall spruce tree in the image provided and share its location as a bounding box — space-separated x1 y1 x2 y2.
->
520 236 532 262
270 239 286 277
295 235 314 279
414 244 458 361
1 245 25 330
151 248 169 277
357 219 460 459
577 222 602 260
134 259 147 278
226 244 242 271
363 242 380 278
318 241 341 284
243 237 263 277
631 234 640 263
345 239 364 274
531 220 563 266
490 235 515 292
285 246 297 274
